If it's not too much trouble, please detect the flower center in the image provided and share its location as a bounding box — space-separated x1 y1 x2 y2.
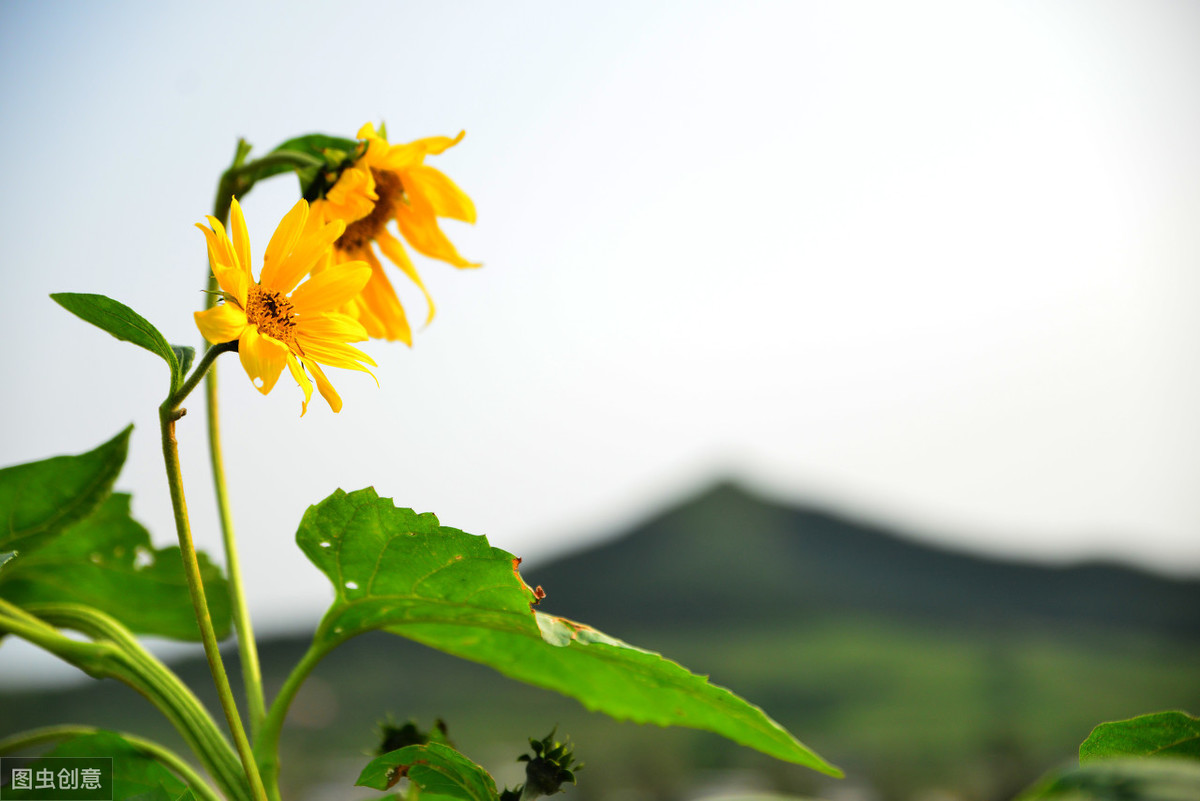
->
337 169 403 252
245 285 297 344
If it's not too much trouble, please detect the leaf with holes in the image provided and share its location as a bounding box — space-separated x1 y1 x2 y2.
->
356 743 498 801
51 294 183 393
0 426 131 555
1080 711 1200 763
297 488 841 777
0 493 231 641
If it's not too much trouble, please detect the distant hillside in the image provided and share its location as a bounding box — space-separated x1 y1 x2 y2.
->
4 480 1198 801
523 481 1200 638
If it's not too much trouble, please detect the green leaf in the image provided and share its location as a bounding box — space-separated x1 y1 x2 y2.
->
0 493 231 641
0 427 131 555
265 133 364 200
6 731 188 801
1018 757 1200 801
126 789 175 801
298 488 842 777
172 346 196 381
51 294 181 393
356 742 498 801
1081 711 1200 763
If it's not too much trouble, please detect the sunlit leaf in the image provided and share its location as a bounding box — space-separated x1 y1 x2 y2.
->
1080 711 1200 763
0 426 131 555
0 493 231 641
298 488 842 777
356 742 498 801
51 294 181 393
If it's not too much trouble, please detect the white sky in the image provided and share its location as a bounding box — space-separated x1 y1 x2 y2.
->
2 0 1199 667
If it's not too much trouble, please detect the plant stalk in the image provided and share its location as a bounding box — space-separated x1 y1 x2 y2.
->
159 401 268 801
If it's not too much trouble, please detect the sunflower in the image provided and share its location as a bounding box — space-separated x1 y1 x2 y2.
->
311 122 478 345
194 197 377 414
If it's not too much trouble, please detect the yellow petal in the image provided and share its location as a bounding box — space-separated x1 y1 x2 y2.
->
286 352 314 416
395 193 479 269
288 262 372 314
356 122 380 141
260 199 310 288
376 229 436 325
238 325 290 395
297 311 370 343
356 248 412 344
196 222 249 305
294 336 378 371
194 303 247 345
230 197 252 274
306 360 342 413
268 216 346 295
320 166 377 224
406 165 475 223
414 130 465 156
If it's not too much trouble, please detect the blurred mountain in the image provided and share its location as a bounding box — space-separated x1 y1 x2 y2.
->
523 480 1200 638
3 480 1198 801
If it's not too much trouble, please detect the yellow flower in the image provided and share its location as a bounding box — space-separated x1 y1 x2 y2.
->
194 197 377 414
311 122 478 345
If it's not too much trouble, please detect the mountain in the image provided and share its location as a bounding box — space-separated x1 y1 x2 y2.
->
3 480 1198 801
523 480 1200 638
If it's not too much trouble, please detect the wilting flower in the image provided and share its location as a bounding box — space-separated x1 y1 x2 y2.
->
312 122 478 345
194 198 376 414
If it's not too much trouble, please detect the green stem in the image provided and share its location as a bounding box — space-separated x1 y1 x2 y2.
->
0 725 222 801
199 141 326 794
254 638 336 801
24 603 249 801
167 341 236 409
206 152 267 742
159 404 268 801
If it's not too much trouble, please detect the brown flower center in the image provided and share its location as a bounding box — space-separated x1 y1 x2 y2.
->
337 169 404 253
245 285 297 345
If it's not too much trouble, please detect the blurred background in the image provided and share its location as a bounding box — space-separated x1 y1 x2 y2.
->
2 2 1198 800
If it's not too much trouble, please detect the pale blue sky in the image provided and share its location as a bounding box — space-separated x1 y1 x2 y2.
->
2 0 1199 661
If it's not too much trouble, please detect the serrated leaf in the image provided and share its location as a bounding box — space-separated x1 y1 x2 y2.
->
0 427 131 555
51 294 181 393
172 345 196 380
1018 757 1200 801
356 742 498 801
298 488 842 777
1080 711 1200 763
0 493 231 641
5 731 188 801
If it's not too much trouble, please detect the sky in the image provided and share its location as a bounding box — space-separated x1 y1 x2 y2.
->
1 1 1199 678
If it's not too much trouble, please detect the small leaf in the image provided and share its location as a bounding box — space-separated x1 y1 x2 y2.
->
4 731 189 801
172 345 196 380
298 488 842 777
0 426 131 555
1080 711 1200 763
1018 757 1200 800
0 493 232 641
51 293 182 392
356 742 498 801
